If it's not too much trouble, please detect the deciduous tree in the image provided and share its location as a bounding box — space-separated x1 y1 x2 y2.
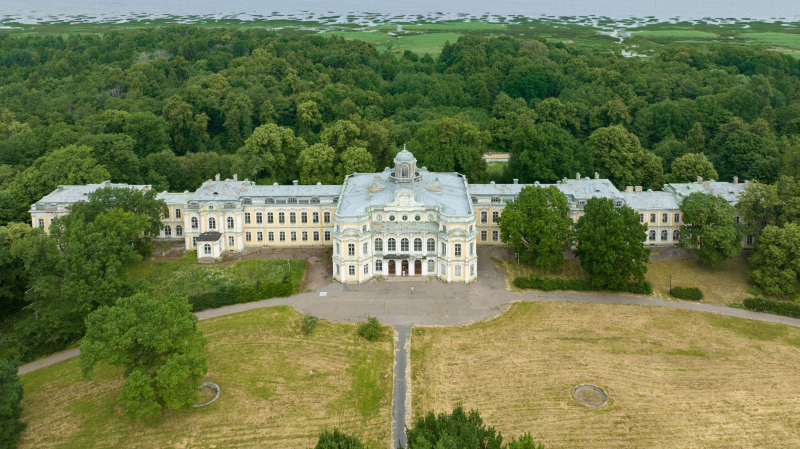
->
0 357 25 448
748 223 800 295
678 192 744 267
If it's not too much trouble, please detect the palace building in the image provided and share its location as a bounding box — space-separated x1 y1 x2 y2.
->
30 149 752 284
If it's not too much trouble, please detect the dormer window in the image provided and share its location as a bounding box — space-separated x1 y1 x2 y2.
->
311 197 320 203
491 197 500 203
288 197 297 204
266 197 275 204
614 200 623 207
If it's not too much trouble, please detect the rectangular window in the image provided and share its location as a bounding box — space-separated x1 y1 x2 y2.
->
492 211 499 223
441 264 446 275
470 243 474 256
471 264 475 276
455 244 462 257
256 212 263 224
192 236 197 247
376 260 382 272
336 265 340 275
441 243 447 256
290 212 296 224
278 212 285 224
302 231 308 241
735 216 741 223
279 232 285 242
348 244 355 256
747 235 754 245
481 231 487 241
662 213 668 223
335 243 339 255
363 242 368 255
674 213 680 223
268 232 274 242
388 239 396 252
492 230 499 242
257 231 263 242
650 213 656 224
301 212 308 224
38 218 44 228
175 209 181 219
312 212 319 224
442 225 447 233
349 265 355 276
313 231 320 241
246 232 251 242
481 211 487 224
324 231 331 241
639 214 644 224
364 264 369 275
228 236 235 246
362 225 367 232
291 231 297 242
268 212 274 224
324 212 331 224
245 212 251 224
455 265 461 277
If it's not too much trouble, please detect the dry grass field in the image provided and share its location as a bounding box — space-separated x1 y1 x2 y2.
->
410 302 800 448
18 306 393 449
499 256 755 305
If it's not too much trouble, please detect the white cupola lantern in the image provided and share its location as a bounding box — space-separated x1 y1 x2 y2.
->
391 145 419 183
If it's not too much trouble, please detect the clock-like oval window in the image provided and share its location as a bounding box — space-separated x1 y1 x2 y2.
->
376 214 383 221
414 214 421 221
401 214 408 221
427 214 434 221
389 214 396 221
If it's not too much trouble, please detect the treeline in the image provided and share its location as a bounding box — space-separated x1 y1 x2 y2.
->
0 28 798 223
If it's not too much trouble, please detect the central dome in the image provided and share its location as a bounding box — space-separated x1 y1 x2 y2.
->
393 148 416 164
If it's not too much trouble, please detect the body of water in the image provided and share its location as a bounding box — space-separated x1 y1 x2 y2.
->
1 0 798 25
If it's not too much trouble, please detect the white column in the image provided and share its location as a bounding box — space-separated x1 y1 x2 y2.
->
382 260 388 276
446 263 451 283
422 260 428 276
408 258 415 276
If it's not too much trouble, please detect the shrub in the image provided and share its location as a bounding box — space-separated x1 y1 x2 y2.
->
743 297 800 319
302 314 319 335
670 286 704 301
357 316 382 342
515 274 652 295
314 428 365 449
187 279 293 312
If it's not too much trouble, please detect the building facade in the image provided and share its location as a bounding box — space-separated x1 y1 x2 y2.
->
30 150 753 284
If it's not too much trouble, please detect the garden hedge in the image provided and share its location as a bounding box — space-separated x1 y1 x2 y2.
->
743 297 800 319
187 278 294 312
515 274 652 295
669 286 704 301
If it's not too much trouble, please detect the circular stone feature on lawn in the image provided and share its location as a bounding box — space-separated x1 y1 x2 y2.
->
193 382 220 408
572 384 608 408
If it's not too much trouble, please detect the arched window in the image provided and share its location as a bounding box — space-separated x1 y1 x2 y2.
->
401 165 409 178
191 217 198 229
203 244 211 255
388 238 396 252
649 230 656 241
673 230 680 241
164 225 171 237
401 238 409 252
176 225 183 236
661 230 668 241
427 260 435 273
227 216 234 229
374 238 383 252
208 217 216 230
414 238 422 251
427 238 435 252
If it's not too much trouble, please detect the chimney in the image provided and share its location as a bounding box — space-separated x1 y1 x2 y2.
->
233 174 238 181
733 176 738 184
207 180 213 187
293 180 299 186
594 172 599 179
635 186 642 192
696 176 703 183
576 173 581 180
215 173 220 181
513 179 519 184
704 182 710 190
626 186 634 192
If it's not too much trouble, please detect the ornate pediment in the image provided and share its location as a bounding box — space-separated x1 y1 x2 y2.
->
386 189 425 209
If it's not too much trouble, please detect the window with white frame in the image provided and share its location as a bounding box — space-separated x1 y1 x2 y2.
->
470 264 475 276
176 225 183 236
279 212 285 224
442 225 447 233
313 212 319 223
455 244 462 257
362 225 367 232
37 218 44 228
470 243 474 256
363 242 368 255
291 231 297 242
203 244 211 255
492 211 499 223
427 238 435 252
256 212 263 224
175 209 181 218
348 244 355 256
481 231 487 241
257 231 263 242
324 212 331 224
492 230 499 242
336 265 340 275
491 196 500 202
375 238 383 252
441 243 447 256
191 218 199 230
481 211 487 224
441 263 446 275
401 238 409 252
208 217 216 230
228 236 235 246
290 212 296 224
348 265 355 276
376 259 383 272
227 216 234 229
268 212 274 224
650 213 656 224
245 212 251 224
649 230 656 241
165 225 171 236
673 230 679 241
662 213 668 223
414 238 422 251
455 265 461 277
639 214 644 223
324 231 331 241
313 231 319 241
674 213 680 223
302 231 308 241
747 235 754 245
363 264 369 275
279 231 285 242
428 260 435 273
335 243 339 255
246 232 252 242
268 231 274 242
192 236 197 247
388 238 396 252
302 212 308 224
661 230 668 241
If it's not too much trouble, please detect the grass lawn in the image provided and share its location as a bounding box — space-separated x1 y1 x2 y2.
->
498 255 757 305
744 32 800 50
18 306 394 449
376 22 507 31
486 162 508 184
411 301 800 448
128 253 305 297
388 33 464 55
316 30 393 44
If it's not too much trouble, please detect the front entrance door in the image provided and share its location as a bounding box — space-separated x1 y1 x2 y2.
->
414 260 421 275
388 260 396 275
401 260 409 276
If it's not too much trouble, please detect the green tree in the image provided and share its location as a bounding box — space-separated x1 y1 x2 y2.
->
678 192 744 267
296 100 323 138
652 135 689 172
685 122 706 153
748 223 800 296
241 124 307 184
404 406 503 449
508 123 590 184
0 357 25 448
503 65 565 102
80 293 208 420
314 429 365 449
338 146 374 181
298 144 337 185
499 186 574 270
162 95 209 155
735 177 800 238
573 197 651 290
714 130 780 183
669 153 719 183
222 92 254 151
122 112 170 158
409 116 490 184
586 125 644 189
78 134 141 183
0 223 31 313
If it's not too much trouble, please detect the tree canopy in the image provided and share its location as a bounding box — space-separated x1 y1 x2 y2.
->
678 192 745 267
